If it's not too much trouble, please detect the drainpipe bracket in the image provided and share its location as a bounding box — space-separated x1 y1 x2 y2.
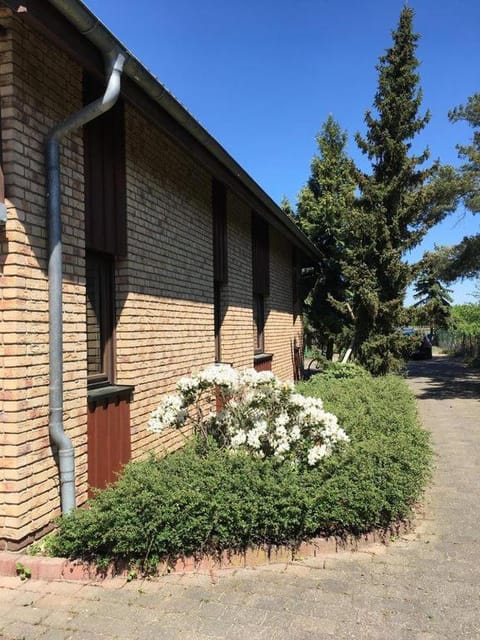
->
0 202 7 224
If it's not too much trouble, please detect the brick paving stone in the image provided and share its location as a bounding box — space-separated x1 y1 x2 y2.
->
66 632 106 640
140 621 198 639
8 605 47 626
1 622 48 640
39 609 78 630
36 630 72 640
289 614 337 635
217 623 270 640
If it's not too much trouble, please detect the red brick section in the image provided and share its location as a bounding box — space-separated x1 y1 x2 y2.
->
0 521 410 582
253 357 273 373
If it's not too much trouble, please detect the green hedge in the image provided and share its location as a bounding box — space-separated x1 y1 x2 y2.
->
49 373 431 570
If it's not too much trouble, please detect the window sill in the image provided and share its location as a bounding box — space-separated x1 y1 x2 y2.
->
253 353 273 365
87 384 134 408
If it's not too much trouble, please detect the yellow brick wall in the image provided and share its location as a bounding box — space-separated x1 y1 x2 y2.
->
0 11 87 545
219 191 254 368
266 229 303 380
118 104 215 458
0 12 305 547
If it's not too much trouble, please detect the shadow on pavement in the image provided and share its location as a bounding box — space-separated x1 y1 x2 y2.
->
407 355 480 401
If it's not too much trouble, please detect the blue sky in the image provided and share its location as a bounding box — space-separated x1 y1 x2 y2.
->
86 0 479 304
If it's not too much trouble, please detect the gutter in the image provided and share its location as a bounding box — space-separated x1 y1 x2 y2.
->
46 48 125 514
44 0 321 263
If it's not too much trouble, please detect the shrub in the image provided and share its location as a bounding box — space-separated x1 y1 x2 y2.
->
49 373 431 570
310 361 371 381
450 304 480 335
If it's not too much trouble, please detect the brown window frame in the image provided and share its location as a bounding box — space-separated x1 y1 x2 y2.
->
292 248 301 319
253 292 265 355
83 71 127 257
214 281 222 363
83 71 126 390
252 213 269 354
86 251 115 387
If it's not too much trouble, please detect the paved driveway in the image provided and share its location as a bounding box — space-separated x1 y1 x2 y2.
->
1 356 479 639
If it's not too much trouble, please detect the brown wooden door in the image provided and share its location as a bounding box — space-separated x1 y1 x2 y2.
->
87 396 131 495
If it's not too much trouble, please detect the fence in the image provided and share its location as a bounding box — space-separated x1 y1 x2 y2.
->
437 329 480 360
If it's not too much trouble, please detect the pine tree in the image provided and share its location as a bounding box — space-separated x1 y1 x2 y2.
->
471 279 480 303
413 268 453 336
280 195 296 221
296 115 356 358
349 6 458 374
449 93 480 214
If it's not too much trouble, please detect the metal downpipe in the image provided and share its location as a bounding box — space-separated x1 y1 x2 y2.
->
46 50 125 515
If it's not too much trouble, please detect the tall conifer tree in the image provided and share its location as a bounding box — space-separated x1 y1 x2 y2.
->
349 6 458 373
413 267 453 336
297 115 356 358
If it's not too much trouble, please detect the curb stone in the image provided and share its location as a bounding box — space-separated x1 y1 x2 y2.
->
0 519 411 582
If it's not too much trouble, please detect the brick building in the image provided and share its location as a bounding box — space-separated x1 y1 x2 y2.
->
0 0 320 549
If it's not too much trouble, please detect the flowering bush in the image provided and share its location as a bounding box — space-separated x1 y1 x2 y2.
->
148 364 349 467
51 372 430 569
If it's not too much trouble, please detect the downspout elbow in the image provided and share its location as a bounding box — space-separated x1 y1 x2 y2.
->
47 51 126 145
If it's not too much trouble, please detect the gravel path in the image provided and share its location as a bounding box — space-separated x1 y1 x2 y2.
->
1 355 478 639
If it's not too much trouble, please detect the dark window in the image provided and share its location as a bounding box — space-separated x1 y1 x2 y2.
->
252 213 269 354
213 180 227 362
86 251 115 386
83 72 126 388
253 293 265 354
83 72 127 256
292 248 301 318
252 212 269 295
212 179 228 284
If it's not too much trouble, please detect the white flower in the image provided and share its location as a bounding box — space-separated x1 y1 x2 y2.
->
252 419 268 435
239 368 277 388
256 371 276 384
177 375 200 394
275 424 288 440
198 363 239 389
290 393 311 408
289 425 301 441
334 427 350 443
247 430 262 449
230 430 247 448
275 413 289 429
148 394 186 432
274 439 290 456
307 444 330 466
239 368 260 386
322 412 339 430
245 419 268 449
